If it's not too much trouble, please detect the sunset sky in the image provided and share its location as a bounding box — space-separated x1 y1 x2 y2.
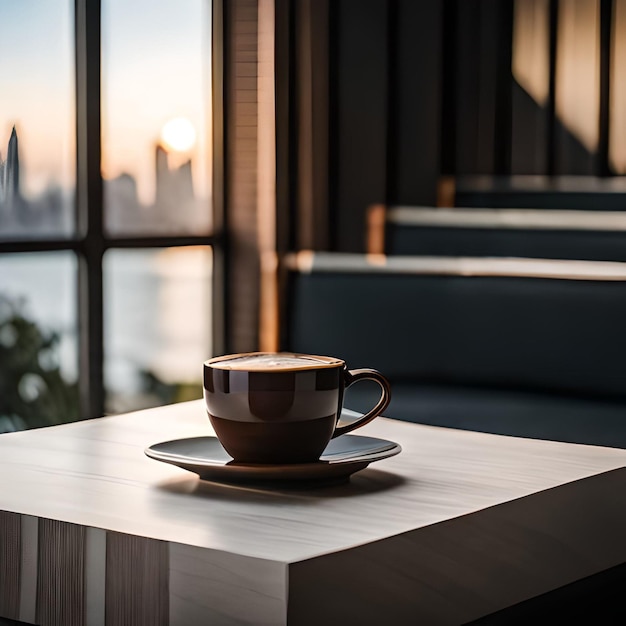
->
0 0 212 205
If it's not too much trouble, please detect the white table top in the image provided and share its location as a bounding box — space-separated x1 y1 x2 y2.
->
1 399 625 564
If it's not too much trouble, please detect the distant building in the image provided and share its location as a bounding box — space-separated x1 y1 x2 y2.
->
155 144 170 205
0 127 22 221
105 172 143 233
5 127 19 199
153 143 197 230
0 127 71 236
175 159 194 203
155 143 194 206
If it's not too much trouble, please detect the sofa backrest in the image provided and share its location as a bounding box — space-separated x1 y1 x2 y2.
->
454 175 626 210
283 252 626 399
368 205 626 261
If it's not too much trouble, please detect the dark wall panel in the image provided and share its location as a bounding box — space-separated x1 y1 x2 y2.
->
455 3 487 174
334 0 389 252
555 120 598 175
511 80 549 174
455 1 513 175
393 0 443 206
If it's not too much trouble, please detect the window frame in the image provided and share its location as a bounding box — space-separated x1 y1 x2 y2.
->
0 0 225 419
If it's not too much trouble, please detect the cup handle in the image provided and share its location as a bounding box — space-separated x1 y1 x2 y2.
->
332 368 391 438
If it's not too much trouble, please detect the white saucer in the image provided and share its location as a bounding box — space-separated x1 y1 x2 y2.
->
145 433 401 486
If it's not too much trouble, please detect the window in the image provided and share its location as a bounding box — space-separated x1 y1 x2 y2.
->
0 0 221 431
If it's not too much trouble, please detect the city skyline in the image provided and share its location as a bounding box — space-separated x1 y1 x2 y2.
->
0 126 211 236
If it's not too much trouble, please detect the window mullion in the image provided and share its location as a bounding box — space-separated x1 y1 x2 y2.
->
75 0 104 418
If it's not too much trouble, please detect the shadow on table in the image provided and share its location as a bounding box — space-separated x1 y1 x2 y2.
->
154 467 408 503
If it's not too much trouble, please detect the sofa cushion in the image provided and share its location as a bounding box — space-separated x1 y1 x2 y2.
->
345 382 626 448
287 269 626 399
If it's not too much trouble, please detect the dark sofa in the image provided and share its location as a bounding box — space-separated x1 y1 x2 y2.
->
368 204 626 261
281 252 626 448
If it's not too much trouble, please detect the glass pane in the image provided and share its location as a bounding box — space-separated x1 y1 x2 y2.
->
0 252 78 432
0 1 75 240
555 0 600 169
102 0 212 236
104 247 212 413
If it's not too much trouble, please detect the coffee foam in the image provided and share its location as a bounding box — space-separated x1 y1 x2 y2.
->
208 353 343 371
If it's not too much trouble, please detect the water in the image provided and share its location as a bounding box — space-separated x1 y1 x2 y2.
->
0 248 212 410
0 252 77 379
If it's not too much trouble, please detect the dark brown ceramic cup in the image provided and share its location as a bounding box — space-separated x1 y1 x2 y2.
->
203 352 391 464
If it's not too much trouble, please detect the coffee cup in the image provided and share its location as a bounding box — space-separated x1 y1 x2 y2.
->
203 352 391 464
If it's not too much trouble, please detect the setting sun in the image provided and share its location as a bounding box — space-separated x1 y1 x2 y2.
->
160 117 197 152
